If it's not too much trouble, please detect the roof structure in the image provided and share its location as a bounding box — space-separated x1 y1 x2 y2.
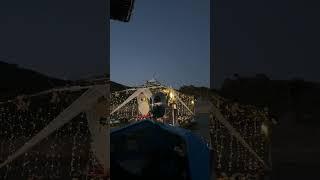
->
111 0 135 22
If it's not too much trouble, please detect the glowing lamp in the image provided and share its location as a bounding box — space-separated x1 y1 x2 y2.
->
169 92 175 99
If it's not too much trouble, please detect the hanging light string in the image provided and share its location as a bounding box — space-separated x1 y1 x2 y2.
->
0 85 94 105
209 93 273 178
110 85 195 127
0 86 98 178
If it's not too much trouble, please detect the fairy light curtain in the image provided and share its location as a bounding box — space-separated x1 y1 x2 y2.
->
0 85 109 179
209 95 272 179
110 86 195 126
110 89 138 123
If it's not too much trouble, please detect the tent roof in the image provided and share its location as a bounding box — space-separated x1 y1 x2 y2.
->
111 0 135 22
111 120 211 180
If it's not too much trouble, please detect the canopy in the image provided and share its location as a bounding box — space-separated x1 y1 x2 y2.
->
111 0 135 22
110 120 211 180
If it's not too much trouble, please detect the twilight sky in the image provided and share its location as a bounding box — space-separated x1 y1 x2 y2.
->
2 0 318 89
0 0 107 81
213 0 320 88
111 0 210 88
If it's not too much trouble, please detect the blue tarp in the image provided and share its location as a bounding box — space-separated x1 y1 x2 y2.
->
111 119 211 180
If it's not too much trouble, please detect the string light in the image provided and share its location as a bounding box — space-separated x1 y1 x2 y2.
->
209 94 272 178
0 88 95 179
111 86 195 127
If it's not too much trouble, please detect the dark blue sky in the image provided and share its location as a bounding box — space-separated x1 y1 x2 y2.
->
3 0 317 89
0 0 107 80
213 0 320 87
111 0 210 88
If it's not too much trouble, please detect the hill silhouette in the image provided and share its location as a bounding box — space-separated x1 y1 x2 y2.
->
220 74 320 123
0 61 127 101
0 61 69 101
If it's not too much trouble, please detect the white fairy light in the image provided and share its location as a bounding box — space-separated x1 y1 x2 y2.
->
0 87 97 178
208 93 272 178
